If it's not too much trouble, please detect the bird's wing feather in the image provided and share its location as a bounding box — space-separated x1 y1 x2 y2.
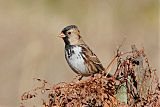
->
79 44 104 73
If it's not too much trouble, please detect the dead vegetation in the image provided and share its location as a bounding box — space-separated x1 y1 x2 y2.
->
20 45 160 107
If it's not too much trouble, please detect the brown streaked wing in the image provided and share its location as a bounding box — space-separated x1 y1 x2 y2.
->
79 44 105 73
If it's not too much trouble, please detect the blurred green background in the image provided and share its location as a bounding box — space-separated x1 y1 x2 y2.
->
0 0 159 106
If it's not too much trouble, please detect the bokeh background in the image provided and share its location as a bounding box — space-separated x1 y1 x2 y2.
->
0 0 159 106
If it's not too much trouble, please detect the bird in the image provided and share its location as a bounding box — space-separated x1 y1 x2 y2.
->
59 25 110 79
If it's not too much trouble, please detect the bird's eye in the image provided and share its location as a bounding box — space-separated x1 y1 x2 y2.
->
67 32 71 35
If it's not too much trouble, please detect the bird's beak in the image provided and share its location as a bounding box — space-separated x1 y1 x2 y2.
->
58 33 65 38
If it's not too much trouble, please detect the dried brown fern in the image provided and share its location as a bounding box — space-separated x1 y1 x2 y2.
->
20 45 160 107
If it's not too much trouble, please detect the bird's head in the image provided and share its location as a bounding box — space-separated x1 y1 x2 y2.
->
59 25 83 45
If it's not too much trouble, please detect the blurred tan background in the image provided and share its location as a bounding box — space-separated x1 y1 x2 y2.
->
0 0 159 106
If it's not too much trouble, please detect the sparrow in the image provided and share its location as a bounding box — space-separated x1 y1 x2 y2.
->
59 25 109 79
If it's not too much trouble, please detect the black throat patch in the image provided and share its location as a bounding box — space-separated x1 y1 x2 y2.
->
65 45 76 58
63 36 70 45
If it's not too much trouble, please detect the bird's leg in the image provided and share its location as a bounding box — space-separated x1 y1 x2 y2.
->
78 75 83 81
91 73 95 77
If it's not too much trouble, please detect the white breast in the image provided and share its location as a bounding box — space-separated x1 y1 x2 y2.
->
65 46 89 75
